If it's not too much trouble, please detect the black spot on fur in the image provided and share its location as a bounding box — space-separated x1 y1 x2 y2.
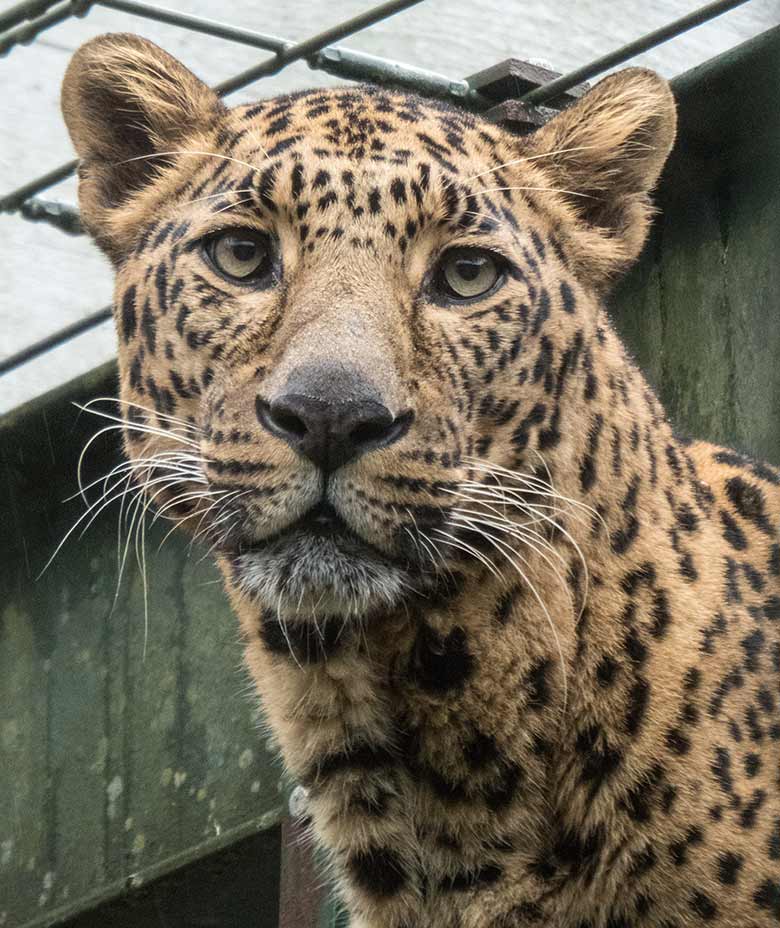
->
754 879 780 918
483 763 523 811
720 509 748 550
410 624 474 692
716 851 743 885
689 891 718 920
559 279 576 314
259 612 345 664
307 740 395 786
726 476 772 532
525 658 551 709
120 285 137 341
625 677 650 735
348 847 408 897
494 585 522 625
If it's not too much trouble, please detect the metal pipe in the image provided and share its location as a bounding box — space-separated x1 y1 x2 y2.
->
95 0 291 54
0 159 78 213
19 197 83 235
522 0 754 105
216 0 427 93
0 307 113 377
0 0 65 33
314 46 475 103
0 0 88 57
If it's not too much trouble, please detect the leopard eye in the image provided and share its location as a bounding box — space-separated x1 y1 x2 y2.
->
438 248 503 300
205 230 274 283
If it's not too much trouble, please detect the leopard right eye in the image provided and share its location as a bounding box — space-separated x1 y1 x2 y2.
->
432 247 507 304
203 229 277 286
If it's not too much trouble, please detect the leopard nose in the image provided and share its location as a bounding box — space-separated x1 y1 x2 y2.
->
256 394 413 472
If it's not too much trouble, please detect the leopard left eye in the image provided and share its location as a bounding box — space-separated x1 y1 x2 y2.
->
435 248 505 301
204 229 275 285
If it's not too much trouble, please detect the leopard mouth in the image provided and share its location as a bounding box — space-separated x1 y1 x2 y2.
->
225 500 415 617
234 501 391 560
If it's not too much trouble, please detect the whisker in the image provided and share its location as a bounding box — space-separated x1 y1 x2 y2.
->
477 185 600 200
212 196 259 215
178 188 256 208
450 518 569 712
432 529 503 581
464 146 597 182
116 147 270 174
81 397 204 435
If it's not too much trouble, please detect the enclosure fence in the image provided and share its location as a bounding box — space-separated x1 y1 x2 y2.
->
0 0 755 376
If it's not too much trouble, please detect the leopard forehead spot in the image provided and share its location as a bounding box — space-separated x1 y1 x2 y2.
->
62 36 780 928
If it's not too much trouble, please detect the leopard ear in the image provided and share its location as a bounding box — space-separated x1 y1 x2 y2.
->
61 33 224 259
525 68 676 283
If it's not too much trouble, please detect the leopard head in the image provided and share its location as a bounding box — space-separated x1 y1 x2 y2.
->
62 34 675 621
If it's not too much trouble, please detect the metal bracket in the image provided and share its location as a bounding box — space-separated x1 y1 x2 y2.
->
467 58 590 133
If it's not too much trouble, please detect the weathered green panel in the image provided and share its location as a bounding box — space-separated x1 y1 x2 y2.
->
614 25 780 465
0 366 285 927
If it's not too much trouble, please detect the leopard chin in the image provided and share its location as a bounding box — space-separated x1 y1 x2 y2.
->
230 529 411 618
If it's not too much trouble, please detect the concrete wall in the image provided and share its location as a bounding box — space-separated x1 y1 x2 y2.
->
2 0 778 413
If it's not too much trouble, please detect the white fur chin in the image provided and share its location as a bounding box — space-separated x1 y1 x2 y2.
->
233 531 408 618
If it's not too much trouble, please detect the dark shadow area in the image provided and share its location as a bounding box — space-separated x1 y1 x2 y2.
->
59 826 281 928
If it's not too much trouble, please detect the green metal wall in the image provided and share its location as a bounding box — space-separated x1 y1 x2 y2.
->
1 24 779 927
0 363 287 926
614 24 780 466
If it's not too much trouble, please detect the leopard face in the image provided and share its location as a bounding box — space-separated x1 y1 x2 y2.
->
61 34 673 623
65 36 780 928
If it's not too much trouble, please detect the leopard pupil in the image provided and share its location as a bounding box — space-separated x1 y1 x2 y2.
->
233 241 257 262
456 260 482 282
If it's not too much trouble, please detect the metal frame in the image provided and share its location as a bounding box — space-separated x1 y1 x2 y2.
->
0 0 757 375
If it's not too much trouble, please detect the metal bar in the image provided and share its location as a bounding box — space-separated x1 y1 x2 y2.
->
94 0 291 54
19 197 83 234
215 0 427 93
0 307 113 377
0 159 78 213
91 0 474 106
522 0 754 105
314 46 475 102
0 0 64 33
86 0 476 103
0 0 86 57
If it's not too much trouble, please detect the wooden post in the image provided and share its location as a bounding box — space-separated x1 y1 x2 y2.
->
279 791 328 928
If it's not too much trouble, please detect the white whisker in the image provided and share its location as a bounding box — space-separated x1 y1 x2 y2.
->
464 146 597 182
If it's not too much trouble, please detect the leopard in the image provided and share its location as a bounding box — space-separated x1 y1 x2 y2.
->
61 33 780 927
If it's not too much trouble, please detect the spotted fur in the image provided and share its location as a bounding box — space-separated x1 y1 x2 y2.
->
62 34 780 927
